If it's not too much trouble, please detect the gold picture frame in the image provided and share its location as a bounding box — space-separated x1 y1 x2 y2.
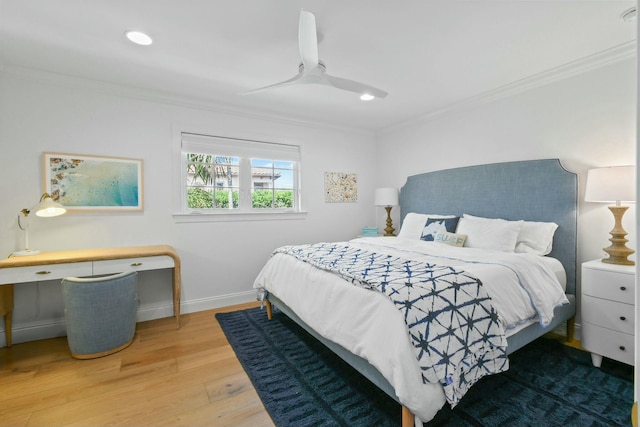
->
43 152 144 212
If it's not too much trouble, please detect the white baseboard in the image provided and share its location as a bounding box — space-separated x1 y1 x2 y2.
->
135 289 257 321
0 320 68 348
0 290 257 348
0 294 582 348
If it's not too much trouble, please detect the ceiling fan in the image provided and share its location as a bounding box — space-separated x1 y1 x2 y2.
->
244 9 388 100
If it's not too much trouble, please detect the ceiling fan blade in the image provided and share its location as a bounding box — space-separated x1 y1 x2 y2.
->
241 71 304 95
298 9 319 71
244 9 389 99
322 74 388 99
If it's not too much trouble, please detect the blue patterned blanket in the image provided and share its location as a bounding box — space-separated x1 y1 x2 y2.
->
274 242 508 406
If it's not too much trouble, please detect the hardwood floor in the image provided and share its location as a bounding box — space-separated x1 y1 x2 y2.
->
0 303 585 427
0 302 275 427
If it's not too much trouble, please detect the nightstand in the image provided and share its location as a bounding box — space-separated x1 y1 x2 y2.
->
581 259 635 367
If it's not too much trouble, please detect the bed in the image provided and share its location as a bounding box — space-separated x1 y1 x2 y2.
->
253 159 577 426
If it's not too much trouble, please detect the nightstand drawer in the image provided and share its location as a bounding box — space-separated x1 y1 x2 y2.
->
581 321 634 366
582 267 634 303
581 295 634 335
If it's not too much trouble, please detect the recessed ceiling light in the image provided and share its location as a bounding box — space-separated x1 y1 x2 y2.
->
125 30 153 46
360 93 375 101
621 6 636 23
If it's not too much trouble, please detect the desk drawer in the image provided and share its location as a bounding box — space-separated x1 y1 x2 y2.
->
93 256 174 275
0 262 93 283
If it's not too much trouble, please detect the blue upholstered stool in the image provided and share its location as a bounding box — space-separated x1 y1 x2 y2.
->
61 271 138 359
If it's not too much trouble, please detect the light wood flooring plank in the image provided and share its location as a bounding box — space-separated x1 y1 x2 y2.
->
0 302 274 427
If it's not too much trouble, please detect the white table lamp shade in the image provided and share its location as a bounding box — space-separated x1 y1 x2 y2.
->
585 166 636 204
375 188 399 207
34 195 66 217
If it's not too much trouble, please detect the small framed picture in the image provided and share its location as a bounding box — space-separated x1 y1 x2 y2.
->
324 172 358 203
43 152 144 212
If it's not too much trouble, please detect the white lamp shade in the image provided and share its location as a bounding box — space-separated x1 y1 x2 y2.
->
585 165 636 203
34 194 66 217
375 187 399 207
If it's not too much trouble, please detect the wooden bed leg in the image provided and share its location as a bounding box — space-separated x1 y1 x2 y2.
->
265 300 273 320
402 406 415 427
566 316 575 343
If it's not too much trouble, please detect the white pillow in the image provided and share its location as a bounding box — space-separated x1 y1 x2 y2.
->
515 221 558 256
397 212 456 239
457 215 523 252
463 214 557 256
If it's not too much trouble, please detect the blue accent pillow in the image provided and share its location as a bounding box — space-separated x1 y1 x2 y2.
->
420 217 460 241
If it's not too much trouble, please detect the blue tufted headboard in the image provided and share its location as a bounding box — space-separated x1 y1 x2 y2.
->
399 159 578 295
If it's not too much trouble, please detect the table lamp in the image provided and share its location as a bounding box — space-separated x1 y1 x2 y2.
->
375 187 399 236
13 193 66 257
585 165 636 265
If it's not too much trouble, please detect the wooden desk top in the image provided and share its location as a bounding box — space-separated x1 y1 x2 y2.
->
0 245 180 269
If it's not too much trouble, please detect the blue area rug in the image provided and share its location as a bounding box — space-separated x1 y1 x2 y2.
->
216 307 633 427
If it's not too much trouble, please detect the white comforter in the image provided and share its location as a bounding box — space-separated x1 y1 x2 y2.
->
253 237 569 424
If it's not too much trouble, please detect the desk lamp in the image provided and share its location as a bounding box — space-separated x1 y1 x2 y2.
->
585 165 636 265
375 187 399 236
13 193 66 257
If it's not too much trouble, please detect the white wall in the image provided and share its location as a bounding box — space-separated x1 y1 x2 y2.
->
376 57 637 336
1 55 636 346
0 70 377 346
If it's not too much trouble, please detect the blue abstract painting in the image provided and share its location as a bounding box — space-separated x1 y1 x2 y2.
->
44 153 143 211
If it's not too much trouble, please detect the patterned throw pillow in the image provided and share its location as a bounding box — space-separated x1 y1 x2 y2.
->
433 231 467 247
420 217 460 241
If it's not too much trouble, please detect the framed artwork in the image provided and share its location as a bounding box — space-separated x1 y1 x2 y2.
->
43 152 144 212
324 172 358 203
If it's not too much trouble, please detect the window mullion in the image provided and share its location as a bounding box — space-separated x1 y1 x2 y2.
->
293 162 300 210
240 158 252 210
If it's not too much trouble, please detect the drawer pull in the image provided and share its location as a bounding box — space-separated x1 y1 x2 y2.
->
620 286 627 291
619 346 626 351
130 262 143 267
620 316 627 321
35 270 51 275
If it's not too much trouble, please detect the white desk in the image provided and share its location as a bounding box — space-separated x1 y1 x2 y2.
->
0 245 181 347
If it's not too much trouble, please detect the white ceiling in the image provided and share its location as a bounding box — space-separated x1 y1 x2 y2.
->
0 0 636 132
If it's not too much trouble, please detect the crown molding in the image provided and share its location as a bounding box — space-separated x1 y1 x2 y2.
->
1 65 375 138
381 40 637 134
2 39 635 138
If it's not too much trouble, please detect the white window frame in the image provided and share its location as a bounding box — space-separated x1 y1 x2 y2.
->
173 131 306 223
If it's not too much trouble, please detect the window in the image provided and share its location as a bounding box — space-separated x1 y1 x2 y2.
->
180 133 301 216
186 154 240 209
250 159 295 208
